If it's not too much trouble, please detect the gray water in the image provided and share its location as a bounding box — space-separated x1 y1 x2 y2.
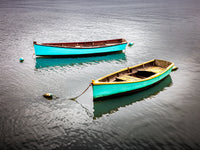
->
1 0 200 149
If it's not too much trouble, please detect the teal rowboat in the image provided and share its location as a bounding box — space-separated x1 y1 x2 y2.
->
92 59 175 100
33 39 127 56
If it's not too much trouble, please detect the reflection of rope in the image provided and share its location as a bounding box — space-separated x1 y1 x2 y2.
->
74 100 93 118
69 83 92 100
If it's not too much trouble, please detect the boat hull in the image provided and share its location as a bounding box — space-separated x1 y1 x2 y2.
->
34 43 127 56
92 66 173 100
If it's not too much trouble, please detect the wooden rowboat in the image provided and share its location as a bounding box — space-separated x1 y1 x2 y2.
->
33 39 128 56
92 59 175 100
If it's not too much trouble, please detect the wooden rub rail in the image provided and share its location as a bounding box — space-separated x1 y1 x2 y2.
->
38 38 127 48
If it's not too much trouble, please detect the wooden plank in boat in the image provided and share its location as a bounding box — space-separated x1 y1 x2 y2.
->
116 75 141 82
138 66 165 74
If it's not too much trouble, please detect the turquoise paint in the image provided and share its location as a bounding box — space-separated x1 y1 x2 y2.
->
34 43 127 56
92 67 173 99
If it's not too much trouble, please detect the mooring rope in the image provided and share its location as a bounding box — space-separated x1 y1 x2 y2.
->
69 83 92 100
68 83 93 118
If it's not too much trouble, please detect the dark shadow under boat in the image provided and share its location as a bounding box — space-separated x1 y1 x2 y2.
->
35 52 126 69
93 75 172 119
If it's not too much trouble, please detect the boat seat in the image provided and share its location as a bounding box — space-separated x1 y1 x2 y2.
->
116 75 141 82
138 66 164 74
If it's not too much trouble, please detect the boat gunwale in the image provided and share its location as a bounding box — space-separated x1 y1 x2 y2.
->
92 59 174 85
33 38 128 49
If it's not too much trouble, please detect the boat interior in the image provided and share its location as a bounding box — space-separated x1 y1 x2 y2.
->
40 39 127 48
98 59 172 83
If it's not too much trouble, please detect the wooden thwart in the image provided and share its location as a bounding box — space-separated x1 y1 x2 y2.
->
116 75 141 82
113 66 165 82
138 66 165 73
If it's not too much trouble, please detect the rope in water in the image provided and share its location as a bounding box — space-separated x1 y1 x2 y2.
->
68 83 93 118
69 83 92 100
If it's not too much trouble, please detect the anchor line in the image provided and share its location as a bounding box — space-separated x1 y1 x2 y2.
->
69 83 92 100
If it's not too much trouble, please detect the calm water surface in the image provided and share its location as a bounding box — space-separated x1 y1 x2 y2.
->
1 0 200 149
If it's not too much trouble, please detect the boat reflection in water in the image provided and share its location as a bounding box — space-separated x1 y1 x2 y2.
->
35 52 126 69
93 75 172 119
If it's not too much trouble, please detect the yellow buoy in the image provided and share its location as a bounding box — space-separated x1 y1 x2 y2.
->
43 93 54 100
